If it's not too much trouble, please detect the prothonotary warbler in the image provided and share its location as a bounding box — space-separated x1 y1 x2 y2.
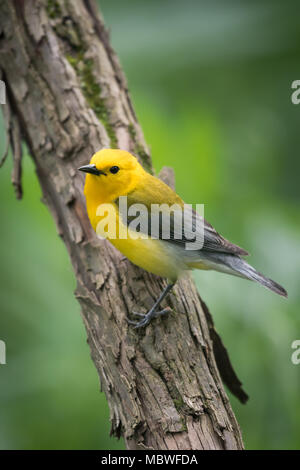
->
79 149 287 328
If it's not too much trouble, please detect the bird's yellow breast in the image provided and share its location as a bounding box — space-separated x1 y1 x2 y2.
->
87 199 183 281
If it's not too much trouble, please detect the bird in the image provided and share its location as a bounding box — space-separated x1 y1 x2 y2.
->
79 148 287 328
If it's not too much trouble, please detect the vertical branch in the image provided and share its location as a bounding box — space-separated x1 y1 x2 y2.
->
0 0 245 449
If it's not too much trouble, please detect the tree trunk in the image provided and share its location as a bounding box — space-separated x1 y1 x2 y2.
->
0 0 247 450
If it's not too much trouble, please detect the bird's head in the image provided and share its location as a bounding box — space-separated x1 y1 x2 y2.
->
79 149 144 203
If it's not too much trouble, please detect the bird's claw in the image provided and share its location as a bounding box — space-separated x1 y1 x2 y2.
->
127 307 171 328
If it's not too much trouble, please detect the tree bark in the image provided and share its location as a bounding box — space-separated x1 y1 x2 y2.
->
0 0 247 450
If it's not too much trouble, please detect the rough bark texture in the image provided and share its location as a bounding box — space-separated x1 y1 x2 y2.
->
0 0 247 450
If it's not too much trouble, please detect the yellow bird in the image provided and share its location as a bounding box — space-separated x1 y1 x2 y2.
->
79 149 287 328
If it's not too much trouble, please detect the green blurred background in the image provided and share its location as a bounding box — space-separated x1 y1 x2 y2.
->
1 0 300 450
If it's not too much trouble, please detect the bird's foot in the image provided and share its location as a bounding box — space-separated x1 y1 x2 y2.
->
127 307 171 329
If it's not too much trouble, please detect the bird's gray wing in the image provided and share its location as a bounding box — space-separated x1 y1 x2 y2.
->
201 216 248 256
116 195 248 256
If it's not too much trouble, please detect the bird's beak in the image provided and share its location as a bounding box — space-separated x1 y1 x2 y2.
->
78 164 106 176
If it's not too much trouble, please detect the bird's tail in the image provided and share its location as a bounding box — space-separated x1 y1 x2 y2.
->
220 255 288 297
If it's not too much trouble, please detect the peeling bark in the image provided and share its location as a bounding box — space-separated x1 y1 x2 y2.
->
0 0 246 450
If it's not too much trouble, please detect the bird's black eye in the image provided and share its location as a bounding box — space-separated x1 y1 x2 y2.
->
110 166 120 174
